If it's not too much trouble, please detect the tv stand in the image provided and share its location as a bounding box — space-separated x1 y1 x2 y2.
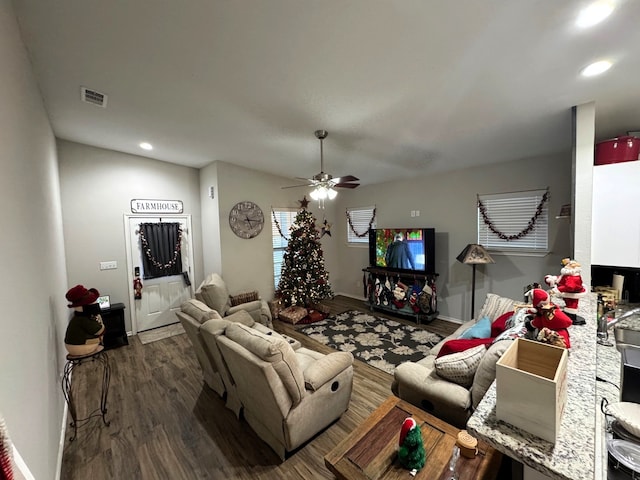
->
363 267 439 324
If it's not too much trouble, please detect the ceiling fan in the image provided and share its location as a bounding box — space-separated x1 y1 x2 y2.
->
283 130 359 200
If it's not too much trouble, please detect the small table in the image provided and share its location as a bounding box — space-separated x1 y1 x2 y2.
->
325 396 502 480
61 347 111 441
101 303 128 350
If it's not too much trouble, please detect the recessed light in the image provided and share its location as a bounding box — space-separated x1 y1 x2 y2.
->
581 60 612 77
139 142 153 151
576 1 614 28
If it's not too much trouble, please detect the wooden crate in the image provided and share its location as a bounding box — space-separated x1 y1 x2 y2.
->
495 338 569 443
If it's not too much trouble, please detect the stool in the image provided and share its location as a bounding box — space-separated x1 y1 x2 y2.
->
61 346 111 441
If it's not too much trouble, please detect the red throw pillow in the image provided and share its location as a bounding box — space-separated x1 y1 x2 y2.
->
491 311 514 338
436 337 493 358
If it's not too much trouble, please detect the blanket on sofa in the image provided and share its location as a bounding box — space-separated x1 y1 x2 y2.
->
297 310 443 375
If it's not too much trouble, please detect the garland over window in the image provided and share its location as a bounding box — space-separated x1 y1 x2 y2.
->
272 209 290 240
478 190 549 241
346 207 377 238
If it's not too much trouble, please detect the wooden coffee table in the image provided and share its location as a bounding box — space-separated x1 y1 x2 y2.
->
325 396 502 480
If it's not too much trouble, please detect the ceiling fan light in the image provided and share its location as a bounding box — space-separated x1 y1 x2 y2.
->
309 188 320 200
327 188 338 199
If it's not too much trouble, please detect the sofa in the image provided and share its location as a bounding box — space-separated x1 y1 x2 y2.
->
194 273 273 328
177 298 300 416
392 293 520 428
216 322 354 459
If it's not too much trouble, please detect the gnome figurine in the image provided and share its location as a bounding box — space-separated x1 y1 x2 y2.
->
398 417 426 473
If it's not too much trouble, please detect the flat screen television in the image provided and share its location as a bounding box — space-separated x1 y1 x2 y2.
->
369 228 436 274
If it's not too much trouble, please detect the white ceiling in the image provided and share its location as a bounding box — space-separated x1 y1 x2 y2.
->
12 0 640 186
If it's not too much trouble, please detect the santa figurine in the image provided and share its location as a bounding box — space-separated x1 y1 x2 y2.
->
545 258 587 325
525 288 572 348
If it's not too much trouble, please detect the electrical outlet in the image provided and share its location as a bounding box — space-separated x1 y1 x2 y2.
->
410 210 416 217
415 210 420 217
100 261 118 270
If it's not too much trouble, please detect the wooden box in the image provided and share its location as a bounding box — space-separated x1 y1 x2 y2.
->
495 338 569 443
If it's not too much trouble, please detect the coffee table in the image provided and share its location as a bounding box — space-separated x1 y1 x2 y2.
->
325 396 502 480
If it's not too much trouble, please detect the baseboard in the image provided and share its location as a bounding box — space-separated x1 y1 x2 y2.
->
55 399 68 480
335 291 367 301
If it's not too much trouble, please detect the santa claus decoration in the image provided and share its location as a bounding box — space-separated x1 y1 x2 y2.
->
526 288 572 348
545 258 586 325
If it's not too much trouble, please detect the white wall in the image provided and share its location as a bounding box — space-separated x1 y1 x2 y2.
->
0 2 68 478
200 160 339 299
57 140 203 332
333 152 573 321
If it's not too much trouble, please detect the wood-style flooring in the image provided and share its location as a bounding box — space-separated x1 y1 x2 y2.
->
60 295 459 480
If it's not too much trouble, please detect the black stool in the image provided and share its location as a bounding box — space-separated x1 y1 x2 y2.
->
61 346 110 441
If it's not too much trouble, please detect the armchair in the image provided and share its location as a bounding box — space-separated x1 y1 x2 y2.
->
195 273 273 328
216 322 354 459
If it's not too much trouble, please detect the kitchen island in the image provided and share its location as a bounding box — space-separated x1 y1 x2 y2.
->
467 293 598 480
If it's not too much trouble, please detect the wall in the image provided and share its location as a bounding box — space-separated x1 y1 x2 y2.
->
333 152 573 322
57 140 203 332
0 2 69 478
200 160 339 299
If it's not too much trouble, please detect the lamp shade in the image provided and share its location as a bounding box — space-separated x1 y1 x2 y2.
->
456 244 495 265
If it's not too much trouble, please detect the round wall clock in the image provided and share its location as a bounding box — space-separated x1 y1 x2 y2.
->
229 201 265 239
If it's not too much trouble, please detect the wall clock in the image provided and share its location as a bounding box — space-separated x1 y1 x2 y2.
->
229 201 265 239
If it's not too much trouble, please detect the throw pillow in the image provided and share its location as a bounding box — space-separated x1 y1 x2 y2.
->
477 293 519 322
229 291 259 307
459 316 491 339
436 337 494 358
491 311 514 337
434 344 487 388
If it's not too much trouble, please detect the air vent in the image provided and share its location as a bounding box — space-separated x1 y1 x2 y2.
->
80 86 108 107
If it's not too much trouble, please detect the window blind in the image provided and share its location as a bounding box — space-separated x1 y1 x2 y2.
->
477 190 548 253
346 206 376 244
271 209 297 289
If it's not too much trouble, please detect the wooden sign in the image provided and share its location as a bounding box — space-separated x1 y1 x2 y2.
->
130 199 183 214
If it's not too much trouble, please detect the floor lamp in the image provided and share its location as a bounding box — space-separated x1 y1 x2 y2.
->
457 244 495 320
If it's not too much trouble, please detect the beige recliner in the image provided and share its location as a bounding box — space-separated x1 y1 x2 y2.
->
216 322 354 459
195 273 273 328
177 298 300 415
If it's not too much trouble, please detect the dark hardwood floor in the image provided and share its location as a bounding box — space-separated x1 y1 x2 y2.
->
60 295 458 480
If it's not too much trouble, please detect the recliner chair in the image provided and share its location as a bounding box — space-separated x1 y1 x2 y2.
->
195 273 273 328
216 322 354 459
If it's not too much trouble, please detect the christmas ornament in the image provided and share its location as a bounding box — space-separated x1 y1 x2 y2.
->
321 218 332 237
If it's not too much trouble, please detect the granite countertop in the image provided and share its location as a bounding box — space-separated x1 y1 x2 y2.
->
595 336 621 479
467 293 598 480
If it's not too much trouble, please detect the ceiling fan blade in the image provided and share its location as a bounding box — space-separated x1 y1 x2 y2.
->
281 184 312 189
334 182 360 189
332 175 359 184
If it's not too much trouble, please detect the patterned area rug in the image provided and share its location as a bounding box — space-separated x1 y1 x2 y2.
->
138 322 185 345
297 310 443 375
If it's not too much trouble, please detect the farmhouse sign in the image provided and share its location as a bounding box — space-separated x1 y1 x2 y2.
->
130 199 183 214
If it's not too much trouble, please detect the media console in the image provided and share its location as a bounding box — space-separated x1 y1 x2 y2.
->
363 267 439 324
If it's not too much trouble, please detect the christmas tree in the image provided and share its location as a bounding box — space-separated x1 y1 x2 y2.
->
277 198 334 307
398 417 426 472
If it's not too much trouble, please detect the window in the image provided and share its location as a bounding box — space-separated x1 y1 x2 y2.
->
477 189 548 254
272 208 298 289
346 206 376 245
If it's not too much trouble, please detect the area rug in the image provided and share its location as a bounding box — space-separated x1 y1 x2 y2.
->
296 310 444 375
138 322 185 345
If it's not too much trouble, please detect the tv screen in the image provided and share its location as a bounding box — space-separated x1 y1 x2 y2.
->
369 228 435 274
